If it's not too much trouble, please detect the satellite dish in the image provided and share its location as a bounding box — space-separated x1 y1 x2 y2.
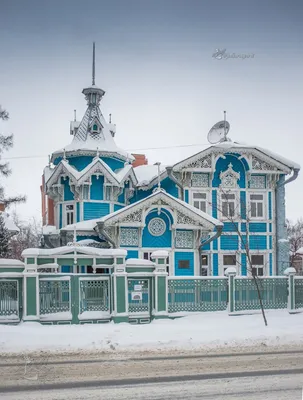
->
207 112 230 144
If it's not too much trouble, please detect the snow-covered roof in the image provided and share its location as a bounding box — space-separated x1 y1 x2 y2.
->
22 246 127 258
51 98 134 163
46 157 137 189
99 189 223 229
173 141 300 173
0 259 24 267
1 212 19 233
134 164 167 187
60 219 100 233
42 225 58 235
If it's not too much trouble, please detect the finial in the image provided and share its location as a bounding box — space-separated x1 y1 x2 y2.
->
74 110 76 121
73 224 77 244
223 110 227 136
154 162 161 191
63 148 66 161
96 147 100 158
109 113 112 123
48 155 51 167
92 42 96 86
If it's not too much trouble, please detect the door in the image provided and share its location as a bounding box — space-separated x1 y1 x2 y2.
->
128 278 150 316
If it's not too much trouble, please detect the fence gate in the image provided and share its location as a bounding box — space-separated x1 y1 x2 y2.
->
0 280 20 321
128 278 150 322
79 277 110 320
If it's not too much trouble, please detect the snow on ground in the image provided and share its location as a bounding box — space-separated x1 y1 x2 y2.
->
0 310 302 355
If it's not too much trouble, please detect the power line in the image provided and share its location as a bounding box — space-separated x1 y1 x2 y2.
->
2 142 210 161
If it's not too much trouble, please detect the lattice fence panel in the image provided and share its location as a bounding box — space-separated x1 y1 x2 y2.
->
234 277 288 311
168 278 228 313
79 279 109 313
295 277 303 310
39 280 70 315
0 280 19 318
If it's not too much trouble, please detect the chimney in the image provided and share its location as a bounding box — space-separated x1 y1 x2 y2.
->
132 154 148 167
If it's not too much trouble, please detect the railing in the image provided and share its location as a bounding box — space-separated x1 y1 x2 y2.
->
0 280 19 320
294 277 303 310
168 277 228 313
234 277 288 312
39 277 71 316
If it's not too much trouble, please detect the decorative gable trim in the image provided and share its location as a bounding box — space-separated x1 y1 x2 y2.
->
219 163 240 188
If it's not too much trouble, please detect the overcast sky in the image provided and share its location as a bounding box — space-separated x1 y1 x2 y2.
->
1 0 303 223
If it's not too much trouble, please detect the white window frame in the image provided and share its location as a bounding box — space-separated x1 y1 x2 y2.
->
64 203 75 226
82 184 90 200
201 254 209 276
221 253 238 275
104 184 113 201
250 253 266 276
143 251 170 275
248 191 266 220
191 191 209 213
219 191 239 220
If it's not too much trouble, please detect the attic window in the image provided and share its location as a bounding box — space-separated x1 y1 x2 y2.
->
93 124 98 131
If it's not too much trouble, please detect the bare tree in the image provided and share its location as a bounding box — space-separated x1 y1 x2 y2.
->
0 105 26 206
287 218 303 273
211 188 268 326
10 213 42 260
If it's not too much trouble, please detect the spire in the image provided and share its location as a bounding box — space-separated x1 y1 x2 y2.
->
92 42 95 86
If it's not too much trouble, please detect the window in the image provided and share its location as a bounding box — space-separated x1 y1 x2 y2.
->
201 254 209 276
82 185 90 200
65 204 74 225
143 252 170 274
178 260 190 269
192 192 207 212
221 193 236 218
223 254 237 274
251 254 264 276
93 124 98 131
104 185 112 201
250 194 264 218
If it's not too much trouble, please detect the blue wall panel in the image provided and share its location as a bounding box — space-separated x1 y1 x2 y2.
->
213 239 218 250
142 211 172 248
220 235 238 250
114 204 124 212
241 253 247 276
126 250 139 259
249 223 267 232
161 177 179 198
240 191 246 219
212 154 246 188
269 235 272 249
269 253 273 275
101 157 124 171
212 190 217 218
184 189 189 203
61 266 71 273
268 192 272 220
62 177 74 201
118 190 125 204
59 204 62 229
223 222 238 232
132 188 153 203
83 202 110 220
90 176 104 200
174 251 194 276
76 202 80 222
213 253 218 276
68 156 93 171
249 235 267 250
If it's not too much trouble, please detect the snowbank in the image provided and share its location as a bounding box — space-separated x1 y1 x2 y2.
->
0 310 302 355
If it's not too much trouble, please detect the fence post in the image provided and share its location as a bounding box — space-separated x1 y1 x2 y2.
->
112 256 128 323
284 267 296 313
151 250 168 319
23 266 40 322
225 267 237 315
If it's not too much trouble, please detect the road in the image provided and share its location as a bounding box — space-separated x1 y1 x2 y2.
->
0 349 302 399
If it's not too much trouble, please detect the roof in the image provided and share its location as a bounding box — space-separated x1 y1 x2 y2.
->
134 164 167 187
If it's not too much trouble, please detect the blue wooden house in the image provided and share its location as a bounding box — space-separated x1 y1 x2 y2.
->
41 52 299 277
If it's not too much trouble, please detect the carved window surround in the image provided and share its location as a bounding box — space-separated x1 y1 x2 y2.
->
219 163 240 189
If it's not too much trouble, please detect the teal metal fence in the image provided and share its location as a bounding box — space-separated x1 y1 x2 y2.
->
128 278 150 315
294 277 303 310
168 277 228 313
0 280 19 320
39 278 71 315
79 277 110 314
234 277 288 312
